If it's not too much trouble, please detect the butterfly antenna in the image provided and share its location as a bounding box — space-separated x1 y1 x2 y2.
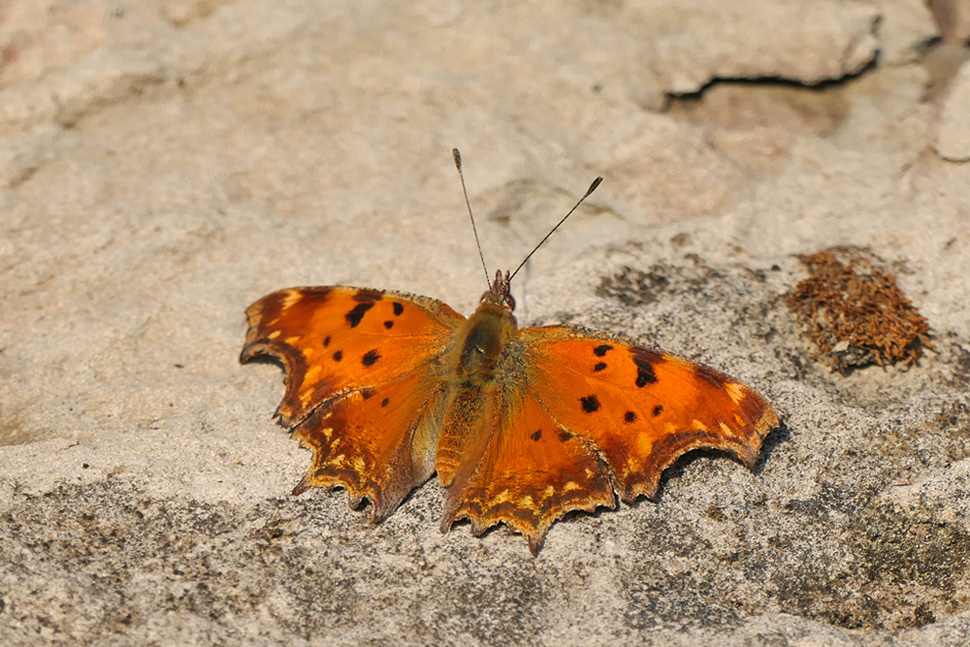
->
453 148 491 289
508 176 603 282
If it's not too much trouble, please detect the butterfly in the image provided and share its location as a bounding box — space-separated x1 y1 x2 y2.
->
240 151 780 555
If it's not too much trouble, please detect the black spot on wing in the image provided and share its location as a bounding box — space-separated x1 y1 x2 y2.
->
383 320 394 329
580 395 600 413
530 429 542 441
361 388 376 400
332 350 343 362
594 362 607 372
652 404 663 417
558 429 574 442
345 302 375 328
323 335 331 347
633 356 658 387
381 397 390 407
392 302 404 316
362 349 381 366
624 411 637 423
593 344 613 357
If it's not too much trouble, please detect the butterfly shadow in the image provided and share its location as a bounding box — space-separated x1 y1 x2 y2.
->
753 418 791 473
242 353 286 370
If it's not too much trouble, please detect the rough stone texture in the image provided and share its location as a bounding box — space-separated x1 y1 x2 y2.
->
1 1 970 645
933 59 970 161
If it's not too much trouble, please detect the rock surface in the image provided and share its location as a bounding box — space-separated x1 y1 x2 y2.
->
2 1 970 645
934 59 970 161
931 0 970 43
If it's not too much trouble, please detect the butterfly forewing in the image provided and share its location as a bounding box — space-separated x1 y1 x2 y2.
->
241 286 464 425
519 325 780 503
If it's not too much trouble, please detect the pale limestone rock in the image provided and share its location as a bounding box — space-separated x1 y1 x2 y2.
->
0 1 969 645
874 0 941 64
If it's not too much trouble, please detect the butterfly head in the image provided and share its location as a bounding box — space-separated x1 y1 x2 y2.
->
481 269 516 312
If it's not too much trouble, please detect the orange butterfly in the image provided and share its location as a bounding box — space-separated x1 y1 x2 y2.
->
241 151 779 555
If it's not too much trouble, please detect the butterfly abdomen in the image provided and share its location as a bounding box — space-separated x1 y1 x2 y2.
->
434 299 519 486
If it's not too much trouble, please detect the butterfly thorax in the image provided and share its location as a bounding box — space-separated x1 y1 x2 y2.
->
452 299 517 385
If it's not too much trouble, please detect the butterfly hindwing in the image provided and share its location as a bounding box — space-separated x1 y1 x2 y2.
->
241 286 465 516
439 381 617 555
291 372 449 520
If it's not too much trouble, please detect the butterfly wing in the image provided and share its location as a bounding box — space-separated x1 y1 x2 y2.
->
439 381 618 555
520 325 779 503
441 324 778 553
241 286 465 519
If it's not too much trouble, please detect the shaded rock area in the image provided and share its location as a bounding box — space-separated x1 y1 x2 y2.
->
934 58 970 160
1 1 970 645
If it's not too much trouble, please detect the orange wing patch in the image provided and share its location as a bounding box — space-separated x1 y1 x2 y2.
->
241 287 464 425
520 326 779 503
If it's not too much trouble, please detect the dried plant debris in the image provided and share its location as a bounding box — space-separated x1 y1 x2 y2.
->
787 249 932 373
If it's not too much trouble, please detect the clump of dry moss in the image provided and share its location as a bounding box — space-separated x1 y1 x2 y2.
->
787 249 931 373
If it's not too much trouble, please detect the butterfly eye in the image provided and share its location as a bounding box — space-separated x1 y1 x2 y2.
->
504 293 516 311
